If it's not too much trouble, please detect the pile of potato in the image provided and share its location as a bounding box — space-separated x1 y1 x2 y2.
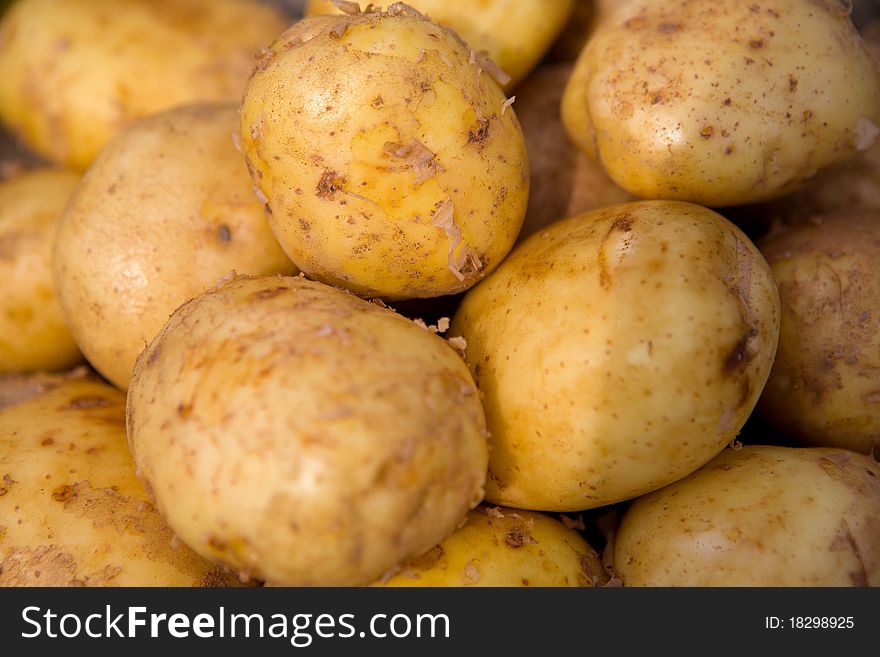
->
1 0 878 587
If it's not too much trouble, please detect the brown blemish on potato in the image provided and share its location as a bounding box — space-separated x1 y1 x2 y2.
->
829 520 869 586
63 396 111 410
317 170 346 199
200 566 236 588
505 526 538 549
52 484 74 502
0 546 82 586
700 125 715 139
748 38 765 49
0 474 16 496
658 23 682 34
218 224 231 243
468 118 490 144
249 286 287 301
598 214 634 289
723 329 758 377
578 551 606 587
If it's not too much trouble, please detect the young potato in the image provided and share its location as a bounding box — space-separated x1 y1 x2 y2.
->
0 169 82 374
52 104 295 390
375 506 606 587
451 201 780 511
0 375 239 586
0 0 286 170
758 213 880 455
240 8 528 300
755 19 880 220
517 63 633 240
562 0 880 207
304 0 574 87
615 445 880 586
127 275 489 586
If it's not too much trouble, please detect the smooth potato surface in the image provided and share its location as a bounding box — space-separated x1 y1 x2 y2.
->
615 445 880 586
758 212 880 454
0 377 238 586
127 275 488 586
53 104 294 389
562 0 880 206
0 0 286 169
377 506 606 587
241 10 528 300
0 169 82 373
305 0 574 87
452 201 780 511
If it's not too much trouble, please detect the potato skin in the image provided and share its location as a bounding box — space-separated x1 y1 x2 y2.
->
756 19 880 220
0 0 286 170
562 0 880 206
127 275 488 586
517 63 633 240
52 104 294 390
451 201 780 511
758 213 880 454
615 445 880 586
0 377 238 586
376 506 606 587
0 169 82 373
240 11 528 300
305 0 574 87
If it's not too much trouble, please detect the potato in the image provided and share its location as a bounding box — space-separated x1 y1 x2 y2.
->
517 63 633 240
0 375 239 586
304 0 574 87
52 103 294 390
615 445 880 586
561 0 880 207
755 18 880 220
240 9 528 300
758 212 880 455
127 275 488 586
451 201 780 511
376 506 606 587
0 169 82 374
0 0 286 170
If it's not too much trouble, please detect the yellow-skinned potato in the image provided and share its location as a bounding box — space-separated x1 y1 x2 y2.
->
757 18 880 220
0 169 82 373
615 445 880 586
52 104 295 390
517 63 633 240
376 506 606 587
562 0 880 207
0 376 239 586
305 0 574 87
758 212 880 454
0 0 286 170
240 9 528 300
451 201 780 511
127 275 488 586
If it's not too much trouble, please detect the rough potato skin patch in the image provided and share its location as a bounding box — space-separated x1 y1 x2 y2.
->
0 378 241 587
